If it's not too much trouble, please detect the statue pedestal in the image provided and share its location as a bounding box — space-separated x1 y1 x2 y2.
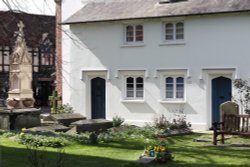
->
0 108 41 130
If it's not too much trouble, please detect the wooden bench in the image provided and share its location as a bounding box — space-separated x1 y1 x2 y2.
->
213 114 250 145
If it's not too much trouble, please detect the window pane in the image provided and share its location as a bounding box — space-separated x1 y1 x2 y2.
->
127 77 134 97
176 77 184 98
136 90 143 98
126 25 134 42
136 77 143 98
136 25 143 41
166 77 174 98
127 77 134 84
165 23 173 40
176 22 184 40
176 77 184 83
166 77 173 83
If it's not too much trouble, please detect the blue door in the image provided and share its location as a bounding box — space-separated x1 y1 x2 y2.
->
91 77 106 119
212 77 232 123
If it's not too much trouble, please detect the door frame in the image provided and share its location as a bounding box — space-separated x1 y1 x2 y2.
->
203 68 236 129
81 70 107 119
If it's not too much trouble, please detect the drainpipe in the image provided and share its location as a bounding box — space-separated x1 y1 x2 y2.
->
54 0 62 102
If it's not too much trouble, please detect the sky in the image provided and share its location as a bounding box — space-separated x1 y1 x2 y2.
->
0 0 55 15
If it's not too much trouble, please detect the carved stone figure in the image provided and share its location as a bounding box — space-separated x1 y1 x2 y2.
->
7 21 34 109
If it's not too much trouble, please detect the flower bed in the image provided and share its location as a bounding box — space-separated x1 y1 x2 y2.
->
142 141 173 163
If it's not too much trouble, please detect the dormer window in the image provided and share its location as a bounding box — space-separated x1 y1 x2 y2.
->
164 22 184 41
124 24 144 43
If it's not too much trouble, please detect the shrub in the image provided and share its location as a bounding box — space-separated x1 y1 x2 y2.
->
59 132 98 145
233 79 250 114
19 134 67 148
56 103 74 114
153 114 170 129
112 115 125 127
0 130 16 137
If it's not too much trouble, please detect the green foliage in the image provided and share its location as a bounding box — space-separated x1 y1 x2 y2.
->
153 114 191 131
56 103 75 114
18 134 67 148
233 79 250 114
112 115 125 127
60 132 98 145
0 130 16 137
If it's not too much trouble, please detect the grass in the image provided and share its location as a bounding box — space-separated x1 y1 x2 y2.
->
0 133 250 167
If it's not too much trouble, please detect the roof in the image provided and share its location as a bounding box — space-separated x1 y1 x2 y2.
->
0 11 55 48
63 0 250 24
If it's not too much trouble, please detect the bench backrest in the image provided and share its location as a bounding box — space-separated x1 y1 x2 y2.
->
220 101 239 132
220 101 250 133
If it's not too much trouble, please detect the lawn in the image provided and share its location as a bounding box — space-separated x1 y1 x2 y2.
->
0 133 250 167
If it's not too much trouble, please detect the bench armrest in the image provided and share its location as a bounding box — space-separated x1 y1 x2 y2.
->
212 122 224 130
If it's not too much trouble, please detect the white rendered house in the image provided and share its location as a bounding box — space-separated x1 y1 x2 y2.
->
61 0 250 130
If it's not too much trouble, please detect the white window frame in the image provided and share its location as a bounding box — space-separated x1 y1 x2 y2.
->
158 69 187 102
163 21 184 43
165 76 185 100
123 24 144 44
120 70 145 102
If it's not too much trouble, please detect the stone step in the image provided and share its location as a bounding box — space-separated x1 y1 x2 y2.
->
43 113 86 126
26 124 71 135
70 119 113 133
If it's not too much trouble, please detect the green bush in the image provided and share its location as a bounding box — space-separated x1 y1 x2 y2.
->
60 132 98 145
0 130 16 137
112 115 125 127
19 134 67 148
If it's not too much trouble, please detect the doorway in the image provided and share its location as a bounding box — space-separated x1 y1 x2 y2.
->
91 77 106 119
212 77 232 123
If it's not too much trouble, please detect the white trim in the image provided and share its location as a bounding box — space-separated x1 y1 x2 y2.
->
118 70 146 101
120 99 145 103
162 21 185 44
202 68 235 129
159 41 186 46
123 23 144 45
80 69 110 80
157 69 188 102
115 69 149 78
159 100 187 104
81 70 107 119
154 68 190 78
121 43 145 48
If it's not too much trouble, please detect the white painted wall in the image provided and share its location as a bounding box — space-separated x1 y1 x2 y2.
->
62 12 250 130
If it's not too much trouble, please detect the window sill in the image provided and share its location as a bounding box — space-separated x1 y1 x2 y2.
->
121 99 145 103
121 43 145 48
159 41 186 46
159 100 186 104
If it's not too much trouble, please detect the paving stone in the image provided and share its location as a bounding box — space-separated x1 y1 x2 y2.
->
136 157 155 164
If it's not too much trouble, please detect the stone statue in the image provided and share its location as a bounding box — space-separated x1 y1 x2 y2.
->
7 21 34 109
11 21 31 64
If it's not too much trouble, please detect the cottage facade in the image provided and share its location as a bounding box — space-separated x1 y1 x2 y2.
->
61 0 250 130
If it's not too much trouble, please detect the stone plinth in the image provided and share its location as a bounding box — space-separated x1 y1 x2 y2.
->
0 108 41 130
70 119 113 133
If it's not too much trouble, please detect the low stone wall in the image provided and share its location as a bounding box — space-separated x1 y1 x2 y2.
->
0 108 41 130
